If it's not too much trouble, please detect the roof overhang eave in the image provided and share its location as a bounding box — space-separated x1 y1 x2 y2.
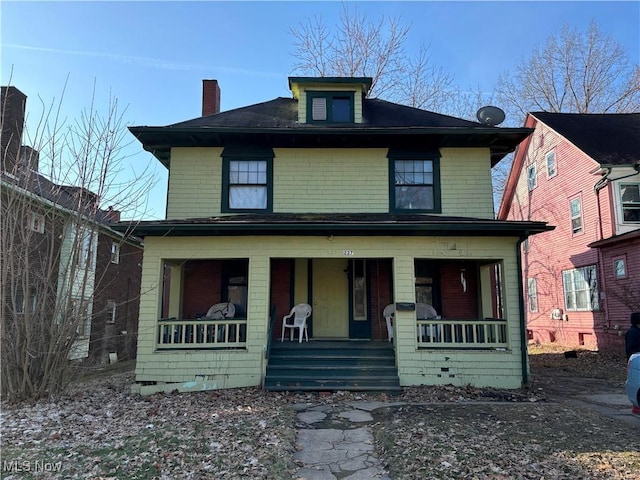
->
113 220 553 238
128 126 534 168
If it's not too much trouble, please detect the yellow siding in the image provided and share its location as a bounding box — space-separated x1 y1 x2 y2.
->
294 84 365 123
166 147 223 219
440 148 495 218
135 235 524 389
164 146 495 218
274 149 389 212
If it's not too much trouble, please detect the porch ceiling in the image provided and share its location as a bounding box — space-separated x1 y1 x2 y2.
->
114 213 553 238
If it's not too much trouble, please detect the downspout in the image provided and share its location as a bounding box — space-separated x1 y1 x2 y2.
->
593 168 611 240
517 235 529 386
593 170 611 332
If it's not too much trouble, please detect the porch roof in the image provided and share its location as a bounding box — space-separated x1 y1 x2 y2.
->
114 213 553 238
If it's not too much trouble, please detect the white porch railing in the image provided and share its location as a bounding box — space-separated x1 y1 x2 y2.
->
416 319 508 349
157 319 247 349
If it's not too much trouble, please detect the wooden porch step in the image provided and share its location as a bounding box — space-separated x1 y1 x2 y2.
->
264 340 401 393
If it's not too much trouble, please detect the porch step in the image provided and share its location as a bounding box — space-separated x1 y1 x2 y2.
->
264 340 401 393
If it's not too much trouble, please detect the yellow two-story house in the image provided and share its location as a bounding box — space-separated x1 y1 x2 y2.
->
122 77 551 395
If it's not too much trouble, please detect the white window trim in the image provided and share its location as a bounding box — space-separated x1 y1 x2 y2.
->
106 300 117 324
613 257 627 279
562 265 599 311
110 242 120 264
527 278 538 313
619 182 640 224
545 150 557 178
569 196 583 235
29 212 45 233
526 164 537 191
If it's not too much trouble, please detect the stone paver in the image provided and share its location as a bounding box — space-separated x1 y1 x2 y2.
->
294 403 392 480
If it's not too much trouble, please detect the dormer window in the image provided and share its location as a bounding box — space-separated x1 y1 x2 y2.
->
307 92 354 123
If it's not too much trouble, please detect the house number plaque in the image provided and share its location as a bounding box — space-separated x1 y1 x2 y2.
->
343 250 354 256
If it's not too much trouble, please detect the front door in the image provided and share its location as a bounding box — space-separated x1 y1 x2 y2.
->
312 259 349 338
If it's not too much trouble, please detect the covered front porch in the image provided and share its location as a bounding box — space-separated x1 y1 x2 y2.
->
156 255 509 350
126 223 550 394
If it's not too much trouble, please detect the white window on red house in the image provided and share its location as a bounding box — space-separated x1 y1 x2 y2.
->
562 265 599 311
527 278 538 312
526 164 537 190
545 151 557 178
569 197 583 235
613 257 627 279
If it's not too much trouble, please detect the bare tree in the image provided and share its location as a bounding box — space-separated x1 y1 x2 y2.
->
496 21 640 118
290 4 457 112
1 80 153 402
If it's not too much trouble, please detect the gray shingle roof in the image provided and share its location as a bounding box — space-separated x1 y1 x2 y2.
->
169 97 483 129
531 112 640 166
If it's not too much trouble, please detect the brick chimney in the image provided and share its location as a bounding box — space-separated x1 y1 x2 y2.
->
202 79 221 116
1 86 27 174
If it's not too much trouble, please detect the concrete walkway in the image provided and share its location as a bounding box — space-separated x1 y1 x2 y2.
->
292 401 402 480
290 390 639 480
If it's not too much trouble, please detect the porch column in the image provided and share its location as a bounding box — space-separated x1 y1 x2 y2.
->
167 262 184 318
392 255 417 345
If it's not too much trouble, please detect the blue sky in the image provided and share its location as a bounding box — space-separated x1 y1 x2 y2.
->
2 1 639 219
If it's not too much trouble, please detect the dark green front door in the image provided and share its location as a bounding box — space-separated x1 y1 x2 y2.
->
349 259 371 339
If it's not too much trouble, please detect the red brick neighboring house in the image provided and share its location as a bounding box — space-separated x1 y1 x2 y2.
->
498 112 640 352
1 85 143 363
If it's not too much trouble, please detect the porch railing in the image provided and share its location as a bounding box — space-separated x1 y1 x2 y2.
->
157 318 247 349
416 319 508 349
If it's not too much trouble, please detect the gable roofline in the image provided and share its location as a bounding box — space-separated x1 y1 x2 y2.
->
497 111 640 220
530 112 640 167
497 113 537 219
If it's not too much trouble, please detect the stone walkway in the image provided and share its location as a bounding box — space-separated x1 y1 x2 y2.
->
292 401 403 480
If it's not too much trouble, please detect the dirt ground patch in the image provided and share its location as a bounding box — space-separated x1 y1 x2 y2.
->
1 347 637 479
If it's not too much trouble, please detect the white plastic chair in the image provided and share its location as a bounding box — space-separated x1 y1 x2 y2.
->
383 304 395 342
281 303 312 343
416 303 439 341
205 302 235 319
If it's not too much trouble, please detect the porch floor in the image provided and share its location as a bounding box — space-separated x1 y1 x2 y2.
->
265 340 401 393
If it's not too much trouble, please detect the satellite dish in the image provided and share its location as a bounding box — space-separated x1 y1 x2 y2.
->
476 106 506 126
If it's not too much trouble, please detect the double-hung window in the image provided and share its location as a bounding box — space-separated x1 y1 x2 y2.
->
569 196 583 235
222 147 273 213
527 278 538 313
562 265 599 311
389 150 441 213
545 151 557 178
527 164 537 190
307 91 354 123
620 183 640 222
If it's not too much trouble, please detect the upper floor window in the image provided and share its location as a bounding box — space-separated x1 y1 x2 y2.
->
307 92 354 123
569 196 583 235
526 164 537 190
222 147 273 213
620 183 640 223
106 299 117 324
16 288 37 314
388 150 441 213
545 151 557 178
110 242 120 264
562 265 599 311
29 212 45 233
76 226 94 268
